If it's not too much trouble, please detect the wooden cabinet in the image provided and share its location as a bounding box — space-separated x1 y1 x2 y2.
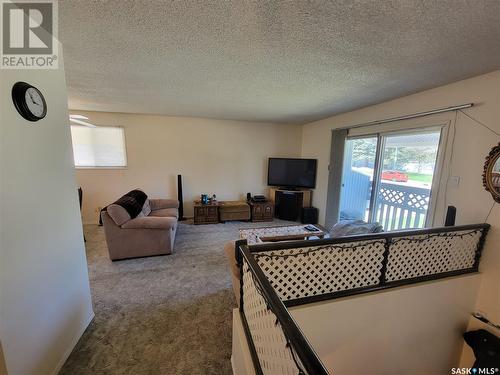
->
193 203 219 224
249 201 274 222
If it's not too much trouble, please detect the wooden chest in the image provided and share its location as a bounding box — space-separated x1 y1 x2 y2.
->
249 201 274 222
193 203 219 224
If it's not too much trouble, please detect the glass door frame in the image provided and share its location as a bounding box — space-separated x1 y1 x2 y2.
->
340 134 381 222
344 124 448 229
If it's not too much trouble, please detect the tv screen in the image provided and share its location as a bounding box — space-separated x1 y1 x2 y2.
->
267 158 317 188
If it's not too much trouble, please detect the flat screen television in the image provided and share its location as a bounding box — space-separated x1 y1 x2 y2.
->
267 158 317 189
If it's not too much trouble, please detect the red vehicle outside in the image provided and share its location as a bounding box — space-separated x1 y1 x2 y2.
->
381 170 408 182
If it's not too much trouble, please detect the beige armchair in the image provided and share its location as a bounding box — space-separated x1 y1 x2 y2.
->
102 198 179 260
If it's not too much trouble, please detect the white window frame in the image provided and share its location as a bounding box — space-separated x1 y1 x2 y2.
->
70 125 128 169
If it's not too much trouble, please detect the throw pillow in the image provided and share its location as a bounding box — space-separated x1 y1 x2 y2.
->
142 200 152 216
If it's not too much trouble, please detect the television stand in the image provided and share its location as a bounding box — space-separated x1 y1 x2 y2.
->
269 188 312 221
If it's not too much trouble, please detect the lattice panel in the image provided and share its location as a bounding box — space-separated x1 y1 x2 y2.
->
253 240 386 301
386 229 483 282
406 192 429 211
379 188 405 205
242 261 303 375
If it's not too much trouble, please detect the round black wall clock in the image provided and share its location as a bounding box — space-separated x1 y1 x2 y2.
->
12 81 47 122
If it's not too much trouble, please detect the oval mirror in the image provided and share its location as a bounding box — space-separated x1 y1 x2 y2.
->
483 143 500 203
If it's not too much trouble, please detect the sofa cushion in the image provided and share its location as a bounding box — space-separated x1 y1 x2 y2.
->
107 204 131 226
121 216 177 230
112 189 148 219
149 208 179 218
149 199 179 210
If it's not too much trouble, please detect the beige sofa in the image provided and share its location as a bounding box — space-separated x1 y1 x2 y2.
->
102 197 179 260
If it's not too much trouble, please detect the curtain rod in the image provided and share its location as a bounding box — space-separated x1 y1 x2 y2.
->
341 103 474 130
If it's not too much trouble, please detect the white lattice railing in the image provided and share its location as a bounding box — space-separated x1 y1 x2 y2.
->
238 224 489 375
250 225 488 306
254 239 386 302
385 229 483 282
241 260 306 375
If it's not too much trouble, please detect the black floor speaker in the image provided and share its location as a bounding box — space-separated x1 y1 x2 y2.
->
444 205 456 226
177 174 185 221
301 207 319 224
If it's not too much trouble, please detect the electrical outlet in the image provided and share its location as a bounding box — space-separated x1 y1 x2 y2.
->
448 176 460 187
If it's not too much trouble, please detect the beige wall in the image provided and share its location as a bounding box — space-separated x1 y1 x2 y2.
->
290 275 481 374
73 111 303 223
0 47 93 375
301 70 500 366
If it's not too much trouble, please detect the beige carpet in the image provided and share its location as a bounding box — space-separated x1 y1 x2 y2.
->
60 219 292 375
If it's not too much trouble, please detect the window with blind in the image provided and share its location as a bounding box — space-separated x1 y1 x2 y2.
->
70 125 127 168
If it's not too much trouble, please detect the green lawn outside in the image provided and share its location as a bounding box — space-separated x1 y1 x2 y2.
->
407 172 433 184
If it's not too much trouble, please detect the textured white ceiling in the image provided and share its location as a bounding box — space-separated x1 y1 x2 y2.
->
60 1 500 123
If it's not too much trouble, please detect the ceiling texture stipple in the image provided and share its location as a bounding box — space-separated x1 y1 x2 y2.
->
60 1 500 124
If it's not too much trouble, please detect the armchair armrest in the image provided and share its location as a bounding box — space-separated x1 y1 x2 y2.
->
121 216 176 230
149 199 179 210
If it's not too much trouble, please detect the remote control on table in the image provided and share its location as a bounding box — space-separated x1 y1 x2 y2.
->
304 225 318 232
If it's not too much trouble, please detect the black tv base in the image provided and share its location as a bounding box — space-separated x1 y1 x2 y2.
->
270 188 312 221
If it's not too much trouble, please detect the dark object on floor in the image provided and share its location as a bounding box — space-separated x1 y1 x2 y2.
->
445 205 457 226
98 207 105 226
301 207 318 224
77 187 86 242
463 329 500 368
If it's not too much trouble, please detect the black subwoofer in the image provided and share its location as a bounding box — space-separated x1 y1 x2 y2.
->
275 191 303 221
301 207 318 224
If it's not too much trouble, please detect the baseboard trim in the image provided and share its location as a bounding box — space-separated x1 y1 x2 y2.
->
50 310 95 375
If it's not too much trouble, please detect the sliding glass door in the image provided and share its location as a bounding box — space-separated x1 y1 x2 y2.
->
339 128 442 231
339 137 377 222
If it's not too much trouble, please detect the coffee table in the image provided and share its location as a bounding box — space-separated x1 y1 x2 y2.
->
239 224 328 245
